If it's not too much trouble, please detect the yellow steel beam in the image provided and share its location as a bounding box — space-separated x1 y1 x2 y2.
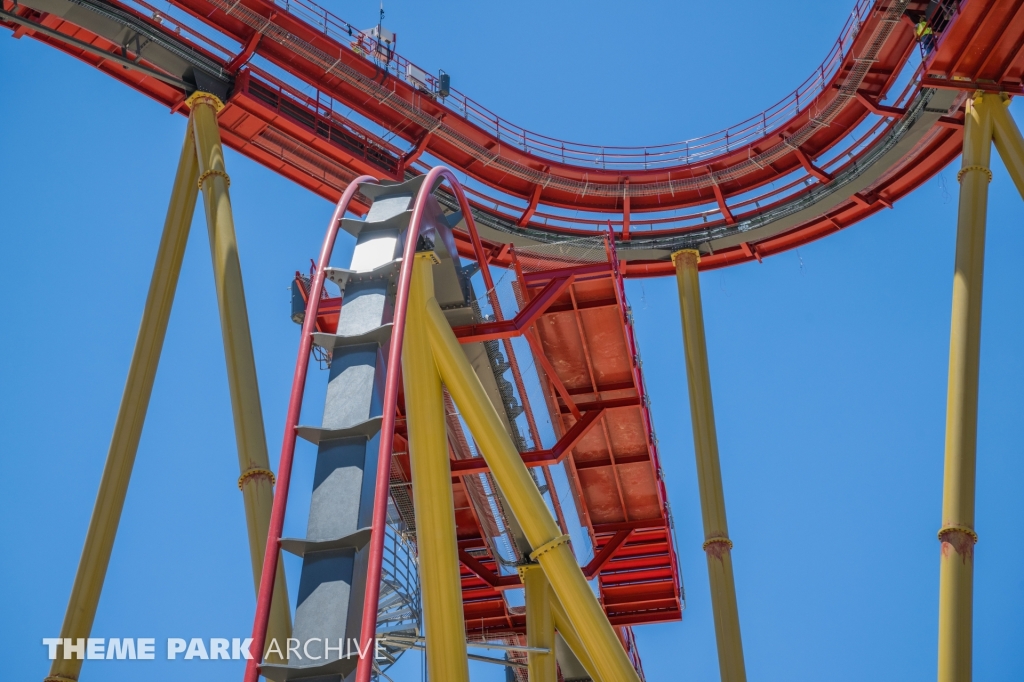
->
520 564 556 682
990 96 1024 202
672 249 746 682
404 254 470 682
45 123 200 682
189 92 291 660
419 283 640 682
549 592 603 682
937 93 994 682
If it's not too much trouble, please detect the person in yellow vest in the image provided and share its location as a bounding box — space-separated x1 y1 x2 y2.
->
916 17 935 54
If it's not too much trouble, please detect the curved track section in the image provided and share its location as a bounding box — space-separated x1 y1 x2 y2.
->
3 0 1024 272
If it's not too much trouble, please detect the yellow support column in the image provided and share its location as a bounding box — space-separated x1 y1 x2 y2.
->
672 249 746 682
404 253 471 682
520 564 556 682
45 124 200 682
550 593 603 682
188 92 291 660
937 93 994 682
990 96 1024 201
420 294 641 682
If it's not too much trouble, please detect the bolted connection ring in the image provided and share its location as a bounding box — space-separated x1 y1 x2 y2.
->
671 248 701 265
957 165 992 183
529 534 571 561
702 536 734 551
238 468 276 490
198 169 231 188
938 525 978 543
515 561 541 581
184 91 225 112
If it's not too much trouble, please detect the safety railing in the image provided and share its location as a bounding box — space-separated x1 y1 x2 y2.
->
263 0 874 170
435 64 922 236
113 0 891 190
238 66 404 177
107 0 920 238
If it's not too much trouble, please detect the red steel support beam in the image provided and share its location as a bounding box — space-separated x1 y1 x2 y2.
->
583 529 633 579
792 146 832 182
449 407 605 478
517 183 543 227
711 180 735 224
739 242 762 263
401 127 435 172
525 327 583 421
592 519 669 534
855 90 907 117
458 548 521 589
920 77 1024 96
452 274 576 343
226 26 267 71
557 396 641 415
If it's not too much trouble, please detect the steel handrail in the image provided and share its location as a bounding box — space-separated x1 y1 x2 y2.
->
441 70 920 235
261 0 872 169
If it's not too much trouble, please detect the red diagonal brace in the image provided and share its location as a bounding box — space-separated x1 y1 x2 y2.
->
401 128 435 172
711 180 735 224
739 242 762 263
517 184 543 227
458 549 521 589
525 327 583 421
855 90 906 117
226 27 266 71
450 407 604 478
452 274 576 343
583 529 633 579
791 146 832 183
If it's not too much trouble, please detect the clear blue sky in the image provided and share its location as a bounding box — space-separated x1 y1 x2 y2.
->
2 1 1023 681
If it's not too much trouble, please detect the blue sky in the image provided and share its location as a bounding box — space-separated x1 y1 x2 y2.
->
2 1 1023 681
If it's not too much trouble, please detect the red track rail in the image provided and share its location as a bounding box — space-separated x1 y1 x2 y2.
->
4 0 1022 271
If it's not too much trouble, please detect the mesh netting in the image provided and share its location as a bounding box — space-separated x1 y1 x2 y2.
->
513 235 611 273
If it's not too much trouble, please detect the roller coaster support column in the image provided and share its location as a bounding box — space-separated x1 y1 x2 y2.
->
44 121 200 682
937 93 994 682
421 284 641 682
672 249 747 682
189 92 291 660
404 254 470 682
550 593 602 682
520 564 556 682
990 96 1024 201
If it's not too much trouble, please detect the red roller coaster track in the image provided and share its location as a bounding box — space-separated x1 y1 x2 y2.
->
6 0 1022 677
3 0 1023 274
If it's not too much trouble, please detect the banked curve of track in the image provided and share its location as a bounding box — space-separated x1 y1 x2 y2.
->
198 0 907 200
